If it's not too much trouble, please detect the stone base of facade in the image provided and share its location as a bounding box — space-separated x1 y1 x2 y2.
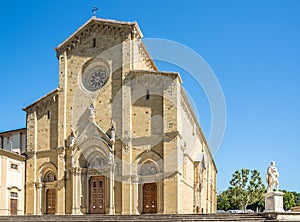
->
263 212 300 221
291 206 300 212
264 191 284 213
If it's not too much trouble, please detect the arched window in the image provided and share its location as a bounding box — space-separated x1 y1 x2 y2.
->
139 161 158 176
43 171 56 182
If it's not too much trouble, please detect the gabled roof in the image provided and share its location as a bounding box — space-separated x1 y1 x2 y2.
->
0 128 26 135
54 17 143 58
22 88 59 111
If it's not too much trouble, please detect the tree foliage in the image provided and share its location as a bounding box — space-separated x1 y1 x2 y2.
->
217 169 265 212
217 192 231 211
217 168 300 212
229 169 265 211
283 190 296 210
292 191 300 206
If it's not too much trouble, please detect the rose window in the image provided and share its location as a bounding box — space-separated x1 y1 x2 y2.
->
82 64 109 92
89 69 107 90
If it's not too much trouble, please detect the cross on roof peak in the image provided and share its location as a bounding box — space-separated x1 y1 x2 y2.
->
92 6 98 18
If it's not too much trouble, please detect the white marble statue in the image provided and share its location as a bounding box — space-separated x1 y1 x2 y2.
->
266 161 279 192
110 121 116 144
69 129 76 167
71 150 75 168
89 102 95 119
70 130 76 147
108 152 114 164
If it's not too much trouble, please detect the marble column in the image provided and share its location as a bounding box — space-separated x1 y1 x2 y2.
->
109 154 115 215
35 182 43 215
72 167 81 215
133 176 139 214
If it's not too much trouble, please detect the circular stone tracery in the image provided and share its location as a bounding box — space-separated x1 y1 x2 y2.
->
82 65 109 92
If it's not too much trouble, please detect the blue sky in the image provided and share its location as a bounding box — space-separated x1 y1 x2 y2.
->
0 0 299 192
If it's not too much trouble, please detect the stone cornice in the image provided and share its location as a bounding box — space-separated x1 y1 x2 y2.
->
22 88 59 113
180 88 217 172
138 42 157 71
0 128 26 135
55 17 143 59
127 69 182 83
0 149 26 161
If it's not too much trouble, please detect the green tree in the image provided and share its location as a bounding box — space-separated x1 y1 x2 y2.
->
217 191 231 211
292 191 300 206
229 169 265 211
283 191 296 210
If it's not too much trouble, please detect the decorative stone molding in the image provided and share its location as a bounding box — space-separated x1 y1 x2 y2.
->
72 167 81 176
55 18 142 58
0 149 26 161
180 88 204 142
7 186 22 191
138 43 157 70
34 182 43 189
180 96 194 127
128 70 180 82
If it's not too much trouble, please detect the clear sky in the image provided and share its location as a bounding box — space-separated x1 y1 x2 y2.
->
0 0 299 192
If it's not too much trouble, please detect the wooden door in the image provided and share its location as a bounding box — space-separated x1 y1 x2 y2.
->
46 189 56 214
143 183 157 213
89 176 105 214
10 199 17 215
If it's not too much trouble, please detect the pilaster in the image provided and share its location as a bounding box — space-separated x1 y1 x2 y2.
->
71 167 81 215
56 148 66 214
162 77 180 214
121 75 133 214
35 182 43 215
108 157 115 215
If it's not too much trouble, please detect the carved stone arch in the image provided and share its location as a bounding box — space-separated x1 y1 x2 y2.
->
37 162 58 183
36 162 58 215
138 160 158 176
42 171 56 183
82 58 95 74
75 122 112 150
74 137 110 169
133 151 163 214
78 145 108 169
81 57 110 74
132 150 163 176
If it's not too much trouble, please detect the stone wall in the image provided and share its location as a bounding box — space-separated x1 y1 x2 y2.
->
23 18 217 215
24 89 59 214
178 88 217 213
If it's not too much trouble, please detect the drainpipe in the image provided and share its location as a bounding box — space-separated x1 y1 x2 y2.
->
8 141 13 151
0 135 3 149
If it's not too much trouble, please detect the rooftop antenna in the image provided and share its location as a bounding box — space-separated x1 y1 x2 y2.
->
92 6 98 18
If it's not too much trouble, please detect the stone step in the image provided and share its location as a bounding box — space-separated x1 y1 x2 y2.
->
0 213 271 222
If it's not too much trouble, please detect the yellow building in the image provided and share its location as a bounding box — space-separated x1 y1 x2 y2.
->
23 17 217 215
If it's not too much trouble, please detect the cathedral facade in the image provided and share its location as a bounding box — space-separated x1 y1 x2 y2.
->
23 17 216 215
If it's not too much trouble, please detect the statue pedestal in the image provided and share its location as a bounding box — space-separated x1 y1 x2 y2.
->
264 191 284 213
